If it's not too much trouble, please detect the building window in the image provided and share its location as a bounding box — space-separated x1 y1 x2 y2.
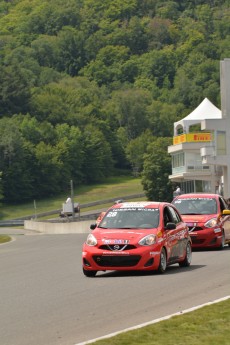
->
216 131 226 155
180 180 211 193
172 152 184 168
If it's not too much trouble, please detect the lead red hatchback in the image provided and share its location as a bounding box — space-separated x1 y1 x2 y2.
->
172 193 230 249
82 201 192 277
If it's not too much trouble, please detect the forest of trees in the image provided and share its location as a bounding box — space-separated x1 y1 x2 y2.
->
0 0 229 204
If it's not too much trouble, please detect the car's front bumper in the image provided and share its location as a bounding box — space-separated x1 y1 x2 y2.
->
82 244 162 272
189 227 223 248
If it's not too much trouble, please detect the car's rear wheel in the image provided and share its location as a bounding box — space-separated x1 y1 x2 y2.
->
157 248 167 274
179 242 192 267
83 268 97 277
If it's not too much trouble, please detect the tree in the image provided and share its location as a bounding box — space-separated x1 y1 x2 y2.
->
0 117 35 202
155 1 180 20
56 27 87 76
95 119 128 169
29 82 70 124
81 124 114 183
81 45 130 85
0 172 3 202
146 100 185 137
171 56 220 108
30 76 106 126
0 63 32 115
141 137 173 202
55 123 84 187
125 130 154 175
31 35 60 68
107 16 148 54
146 17 175 50
113 88 151 141
33 141 63 196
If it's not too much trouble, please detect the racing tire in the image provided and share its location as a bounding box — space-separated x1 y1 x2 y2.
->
83 268 97 277
179 242 192 267
157 247 167 274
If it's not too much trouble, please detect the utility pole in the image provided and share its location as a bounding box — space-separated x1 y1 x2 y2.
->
70 179 75 218
34 200 37 220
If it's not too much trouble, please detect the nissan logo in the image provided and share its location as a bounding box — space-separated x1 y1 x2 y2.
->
114 245 120 250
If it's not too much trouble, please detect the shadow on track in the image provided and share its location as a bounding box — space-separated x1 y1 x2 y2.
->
93 264 206 278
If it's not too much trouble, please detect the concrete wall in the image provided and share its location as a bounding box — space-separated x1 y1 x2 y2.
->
24 219 93 234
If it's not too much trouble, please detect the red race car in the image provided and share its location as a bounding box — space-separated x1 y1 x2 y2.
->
82 201 192 277
172 193 230 249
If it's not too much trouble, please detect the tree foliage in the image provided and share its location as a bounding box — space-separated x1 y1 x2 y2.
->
141 137 173 202
0 0 229 203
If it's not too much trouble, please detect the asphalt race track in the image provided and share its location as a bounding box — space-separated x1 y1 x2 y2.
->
0 229 229 345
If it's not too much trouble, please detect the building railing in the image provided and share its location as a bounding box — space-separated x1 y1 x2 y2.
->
172 164 210 175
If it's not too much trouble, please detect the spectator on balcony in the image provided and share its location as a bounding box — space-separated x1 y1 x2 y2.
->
174 186 181 196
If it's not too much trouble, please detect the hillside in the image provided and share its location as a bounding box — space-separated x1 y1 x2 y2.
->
0 0 229 204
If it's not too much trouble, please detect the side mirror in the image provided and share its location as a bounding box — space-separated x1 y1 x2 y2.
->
222 209 230 216
165 222 176 230
90 224 97 230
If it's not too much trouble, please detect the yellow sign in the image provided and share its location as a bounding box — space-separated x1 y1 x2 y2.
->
173 132 211 145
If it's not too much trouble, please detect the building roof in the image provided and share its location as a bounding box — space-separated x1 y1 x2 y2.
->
174 98 222 135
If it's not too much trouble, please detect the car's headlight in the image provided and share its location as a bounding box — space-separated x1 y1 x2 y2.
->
204 218 217 228
139 234 157 246
86 234 97 246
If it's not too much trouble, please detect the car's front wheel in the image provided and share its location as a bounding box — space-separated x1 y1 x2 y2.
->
83 268 97 277
179 242 192 267
157 247 167 274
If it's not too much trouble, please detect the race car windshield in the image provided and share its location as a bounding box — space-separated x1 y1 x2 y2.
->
98 208 159 229
172 198 217 215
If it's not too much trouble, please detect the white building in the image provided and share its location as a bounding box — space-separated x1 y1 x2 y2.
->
168 58 230 198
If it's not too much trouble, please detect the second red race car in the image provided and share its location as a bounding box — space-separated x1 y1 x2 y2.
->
82 201 192 277
172 193 230 249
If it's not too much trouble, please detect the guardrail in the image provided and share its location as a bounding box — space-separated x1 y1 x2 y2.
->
0 220 24 226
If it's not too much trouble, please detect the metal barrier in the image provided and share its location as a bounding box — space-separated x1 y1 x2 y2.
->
0 220 24 226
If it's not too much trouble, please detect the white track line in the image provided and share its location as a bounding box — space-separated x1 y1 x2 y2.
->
75 295 230 345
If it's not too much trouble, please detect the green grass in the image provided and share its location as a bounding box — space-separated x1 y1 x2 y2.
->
0 235 11 244
0 176 144 220
91 299 230 345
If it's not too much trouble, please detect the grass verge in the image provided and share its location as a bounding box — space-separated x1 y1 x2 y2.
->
91 298 230 345
0 235 11 244
0 176 143 220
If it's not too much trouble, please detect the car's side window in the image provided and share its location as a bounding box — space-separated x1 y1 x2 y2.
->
168 206 181 224
219 197 227 211
163 207 173 226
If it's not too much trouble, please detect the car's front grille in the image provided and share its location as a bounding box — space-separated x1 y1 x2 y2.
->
188 226 203 232
93 255 141 267
99 244 136 251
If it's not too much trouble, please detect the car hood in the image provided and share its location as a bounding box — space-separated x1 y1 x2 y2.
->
181 214 217 224
93 228 157 242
